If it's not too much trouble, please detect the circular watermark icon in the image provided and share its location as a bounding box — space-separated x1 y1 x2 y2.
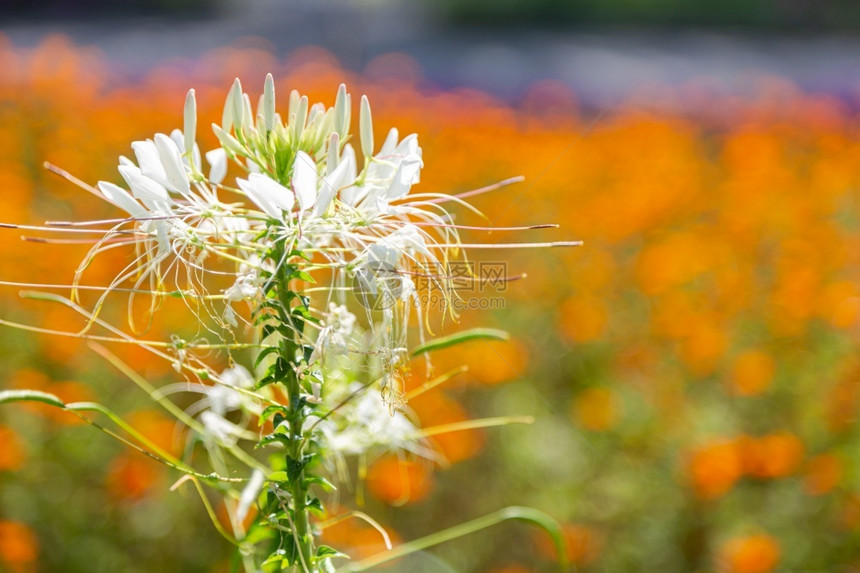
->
352 260 404 310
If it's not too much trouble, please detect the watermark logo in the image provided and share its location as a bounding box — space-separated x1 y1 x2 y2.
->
352 260 404 310
353 260 511 311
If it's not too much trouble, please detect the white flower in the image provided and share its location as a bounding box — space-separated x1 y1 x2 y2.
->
97 181 148 219
205 148 227 185
237 469 265 523
313 151 356 218
223 256 266 303
344 128 423 214
224 273 262 302
237 172 295 220
207 365 254 414
155 365 258 449
312 303 357 362
293 150 318 212
200 411 246 447
316 387 430 459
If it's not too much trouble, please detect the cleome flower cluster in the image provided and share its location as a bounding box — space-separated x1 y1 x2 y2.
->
0 74 571 571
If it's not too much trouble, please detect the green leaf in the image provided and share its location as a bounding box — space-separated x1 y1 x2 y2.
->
303 475 337 492
287 454 313 482
0 389 65 408
256 433 291 449
259 405 288 424
348 506 568 571
307 497 325 516
409 328 510 358
315 545 348 559
254 346 281 369
261 549 288 568
293 270 316 284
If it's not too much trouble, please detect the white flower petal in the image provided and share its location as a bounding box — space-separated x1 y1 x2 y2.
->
237 470 265 523
262 73 275 132
223 304 238 327
118 165 170 208
338 145 362 206
154 133 191 197
292 150 317 211
97 181 147 218
359 94 374 158
386 156 422 200
313 153 354 217
325 132 339 176
379 127 399 156
183 89 197 158
206 148 227 185
131 140 167 186
200 411 242 446
394 133 421 158
238 173 294 219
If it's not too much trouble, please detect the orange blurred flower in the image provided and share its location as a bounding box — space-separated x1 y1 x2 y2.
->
427 338 529 386
126 410 184 458
679 317 727 377
558 296 608 343
366 456 433 506
743 433 805 479
728 350 776 396
318 506 401 561
687 438 744 499
803 453 843 496
466 339 530 386
0 425 25 471
572 387 621 432
717 534 781 573
0 521 38 570
533 523 601 566
105 452 165 501
818 280 860 329
410 391 484 464
635 233 711 296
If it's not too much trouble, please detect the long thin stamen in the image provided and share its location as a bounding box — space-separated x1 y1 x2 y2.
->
427 240 583 249
1 222 141 235
43 161 102 198
21 236 139 245
412 222 559 231
413 176 525 204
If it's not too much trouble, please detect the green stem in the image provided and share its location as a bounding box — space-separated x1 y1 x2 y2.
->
269 239 317 571
287 367 313 570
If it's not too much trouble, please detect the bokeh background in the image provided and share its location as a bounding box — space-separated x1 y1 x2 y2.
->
4 1 860 572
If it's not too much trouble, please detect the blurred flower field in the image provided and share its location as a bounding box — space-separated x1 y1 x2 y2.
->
3 35 860 572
